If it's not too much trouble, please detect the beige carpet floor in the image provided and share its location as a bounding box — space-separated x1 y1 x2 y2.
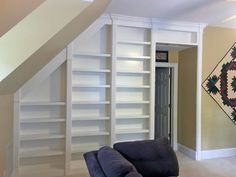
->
177 152 236 177
68 152 236 177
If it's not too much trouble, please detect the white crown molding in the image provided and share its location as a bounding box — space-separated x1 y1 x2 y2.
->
104 13 207 31
109 13 152 23
108 13 152 28
100 14 112 24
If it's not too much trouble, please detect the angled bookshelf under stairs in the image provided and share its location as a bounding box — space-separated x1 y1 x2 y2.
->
16 64 67 177
13 15 202 177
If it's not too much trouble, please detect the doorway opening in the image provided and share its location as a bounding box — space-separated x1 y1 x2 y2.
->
155 62 178 150
155 67 172 140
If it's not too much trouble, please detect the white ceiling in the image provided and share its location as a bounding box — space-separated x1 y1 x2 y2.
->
106 0 236 28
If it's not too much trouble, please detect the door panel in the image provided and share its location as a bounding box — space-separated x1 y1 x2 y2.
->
155 67 171 140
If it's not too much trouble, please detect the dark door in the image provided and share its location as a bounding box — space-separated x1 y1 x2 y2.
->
155 67 172 142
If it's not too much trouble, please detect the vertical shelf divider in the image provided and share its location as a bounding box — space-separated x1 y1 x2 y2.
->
149 27 156 139
65 44 73 175
13 90 21 177
110 20 117 145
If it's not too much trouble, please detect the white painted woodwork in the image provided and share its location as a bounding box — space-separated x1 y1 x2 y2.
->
13 14 205 177
15 63 66 177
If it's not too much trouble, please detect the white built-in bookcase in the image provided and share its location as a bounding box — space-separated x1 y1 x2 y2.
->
15 65 66 177
67 24 113 174
115 25 152 142
13 15 204 177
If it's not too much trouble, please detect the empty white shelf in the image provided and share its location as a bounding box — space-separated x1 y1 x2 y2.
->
72 131 110 137
72 84 110 88
72 68 111 73
117 85 150 89
20 102 66 106
71 145 103 153
20 149 64 158
117 55 151 60
117 40 151 45
116 129 150 134
156 41 198 47
116 115 150 119
73 52 111 58
72 116 110 121
20 118 65 123
20 134 65 141
116 101 150 104
72 101 110 105
117 71 150 74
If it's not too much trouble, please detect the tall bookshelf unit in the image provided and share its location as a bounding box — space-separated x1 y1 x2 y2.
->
115 25 152 142
67 25 113 174
13 15 204 177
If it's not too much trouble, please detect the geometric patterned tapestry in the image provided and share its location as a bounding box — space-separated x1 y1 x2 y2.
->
202 43 236 124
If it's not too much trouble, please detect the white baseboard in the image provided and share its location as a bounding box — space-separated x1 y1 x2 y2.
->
178 144 196 160
201 148 236 160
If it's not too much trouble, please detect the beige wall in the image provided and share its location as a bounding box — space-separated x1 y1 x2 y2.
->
0 0 46 37
0 94 13 176
169 51 179 63
178 47 197 150
202 26 236 150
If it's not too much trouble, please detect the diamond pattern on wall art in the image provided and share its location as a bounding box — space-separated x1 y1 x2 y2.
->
202 43 236 124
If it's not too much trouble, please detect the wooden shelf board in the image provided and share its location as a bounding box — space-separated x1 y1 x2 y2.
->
72 84 110 88
72 68 111 73
116 129 150 134
72 101 110 105
20 118 65 123
20 102 66 106
72 131 110 137
116 115 150 119
20 134 65 141
117 55 151 60
71 145 103 153
117 71 150 74
117 85 150 89
20 150 64 158
73 52 111 58
72 116 110 121
117 40 151 45
156 41 198 46
116 101 150 104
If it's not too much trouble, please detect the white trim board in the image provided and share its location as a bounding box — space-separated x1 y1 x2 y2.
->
178 144 236 160
196 27 205 161
178 144 196 160
201 148 236 160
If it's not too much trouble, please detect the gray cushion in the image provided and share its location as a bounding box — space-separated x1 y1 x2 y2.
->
125 171 143 177
114 137 179 177
97 146 137 177
83 151 106 177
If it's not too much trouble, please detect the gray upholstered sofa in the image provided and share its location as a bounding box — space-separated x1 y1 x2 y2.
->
83 137 179 177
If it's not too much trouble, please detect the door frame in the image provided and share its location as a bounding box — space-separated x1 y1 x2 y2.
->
155 62 178 151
